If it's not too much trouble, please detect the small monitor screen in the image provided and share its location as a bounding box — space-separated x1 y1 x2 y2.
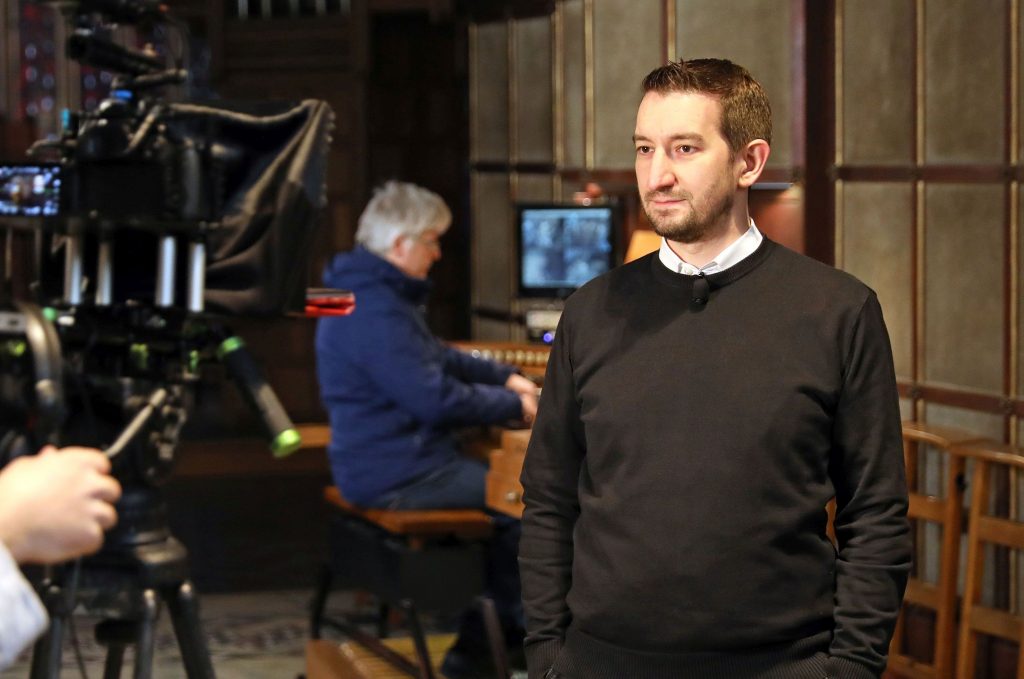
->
518 204 616 298
0 164 61 217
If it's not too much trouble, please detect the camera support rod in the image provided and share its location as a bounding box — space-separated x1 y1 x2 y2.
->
96 237 113 306
186 241 205 313
62 235 83 306
155 236 176 307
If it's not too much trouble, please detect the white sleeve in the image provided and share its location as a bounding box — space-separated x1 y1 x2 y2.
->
0 542 47 669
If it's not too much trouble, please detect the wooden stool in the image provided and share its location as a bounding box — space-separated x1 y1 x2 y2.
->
888 422 985 679
310 486 496 679
953 440 1024 679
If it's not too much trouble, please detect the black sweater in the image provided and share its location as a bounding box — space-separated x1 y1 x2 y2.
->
519 240 911 679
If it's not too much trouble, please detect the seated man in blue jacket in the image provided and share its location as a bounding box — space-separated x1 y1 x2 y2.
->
315 180 538 678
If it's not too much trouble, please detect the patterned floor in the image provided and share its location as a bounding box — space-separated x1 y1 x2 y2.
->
0 589 318 679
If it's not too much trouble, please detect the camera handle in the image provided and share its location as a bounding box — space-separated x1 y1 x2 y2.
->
104 387 168 459
216 336 301 458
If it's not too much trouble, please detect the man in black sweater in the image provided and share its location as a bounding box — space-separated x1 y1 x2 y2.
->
519 58 911 679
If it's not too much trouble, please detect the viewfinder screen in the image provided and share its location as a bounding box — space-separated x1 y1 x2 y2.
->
0 164 61 217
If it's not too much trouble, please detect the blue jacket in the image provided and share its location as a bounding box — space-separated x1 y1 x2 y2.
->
315 246 522 506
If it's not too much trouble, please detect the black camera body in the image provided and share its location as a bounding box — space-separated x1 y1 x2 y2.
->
72 99 216 225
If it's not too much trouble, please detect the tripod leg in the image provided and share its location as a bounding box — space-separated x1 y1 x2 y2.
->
131 589 159 679
103 643 125 679
29 583 65 679
96 619 138 679
165 581 216 679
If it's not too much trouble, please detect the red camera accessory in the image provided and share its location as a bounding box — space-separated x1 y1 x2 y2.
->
305 288 355 317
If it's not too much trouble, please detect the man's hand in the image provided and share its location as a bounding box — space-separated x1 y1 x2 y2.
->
505 373 540 424
0 447 122 564
519 392 539 424
505 373 538 397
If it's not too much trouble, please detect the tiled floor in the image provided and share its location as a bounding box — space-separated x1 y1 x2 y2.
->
1 588 527 679
1 589 315 679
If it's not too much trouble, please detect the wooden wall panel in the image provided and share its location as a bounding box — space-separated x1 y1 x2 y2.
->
841 183 914 379
676 0 794 169
841 0 914 165
561 177 585 204
560 0 585 169
471 171 512 333
212 5 367 431
592 0 662 169
924 0 1007 164
1019 5 1024 165
472 22 509 162
1 0 17 119
924 184 1005 392
516 174 555 202
514 16 553 164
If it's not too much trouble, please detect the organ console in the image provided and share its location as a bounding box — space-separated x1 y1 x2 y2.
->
451 341 546 518
451 341 550 380
486 428 530 518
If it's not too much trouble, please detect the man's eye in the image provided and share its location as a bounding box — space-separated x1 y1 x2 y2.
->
677 145 694 154
636 145 651 154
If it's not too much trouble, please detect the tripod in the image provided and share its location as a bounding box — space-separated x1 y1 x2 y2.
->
28 485 217 679
1 298 304 678
24 385 218 679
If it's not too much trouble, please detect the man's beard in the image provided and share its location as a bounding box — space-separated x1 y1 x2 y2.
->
643 179 735 244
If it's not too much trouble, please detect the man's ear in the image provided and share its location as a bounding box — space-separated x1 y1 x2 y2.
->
391 233 410 256
736 139 770 189
384 233 410 269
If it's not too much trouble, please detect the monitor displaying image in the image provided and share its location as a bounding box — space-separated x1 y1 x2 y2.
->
0 164 61 217
517 204 617 298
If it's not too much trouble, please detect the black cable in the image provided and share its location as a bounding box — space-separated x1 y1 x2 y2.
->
66 559 90 679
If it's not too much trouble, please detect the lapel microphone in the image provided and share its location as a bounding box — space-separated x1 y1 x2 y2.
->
691 272 709 306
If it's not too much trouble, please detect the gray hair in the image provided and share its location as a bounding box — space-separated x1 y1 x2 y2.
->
355 181 452 255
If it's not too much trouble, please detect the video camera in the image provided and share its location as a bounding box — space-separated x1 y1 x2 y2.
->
0 2 351 675
0 0 339 472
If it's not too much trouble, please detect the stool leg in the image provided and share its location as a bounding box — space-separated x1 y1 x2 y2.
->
400 599 435 679
310 564 333 639
478 597 509 679
376 602 390 639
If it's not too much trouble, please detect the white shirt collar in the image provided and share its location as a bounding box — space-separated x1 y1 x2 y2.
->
658 221 763 275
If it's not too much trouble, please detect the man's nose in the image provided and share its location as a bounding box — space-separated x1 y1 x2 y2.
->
646 149 674 192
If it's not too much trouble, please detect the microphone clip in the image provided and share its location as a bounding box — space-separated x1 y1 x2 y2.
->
691 272 709 306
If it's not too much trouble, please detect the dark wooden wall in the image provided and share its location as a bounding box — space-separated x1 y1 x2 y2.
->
166 3 472 592
366 11 470 339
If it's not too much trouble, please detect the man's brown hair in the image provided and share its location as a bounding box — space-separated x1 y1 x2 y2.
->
641 58 772 154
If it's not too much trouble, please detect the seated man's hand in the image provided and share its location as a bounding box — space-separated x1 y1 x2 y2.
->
505 373 538 397
519 392 539 424
506 373 540 424
0 446 122 564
